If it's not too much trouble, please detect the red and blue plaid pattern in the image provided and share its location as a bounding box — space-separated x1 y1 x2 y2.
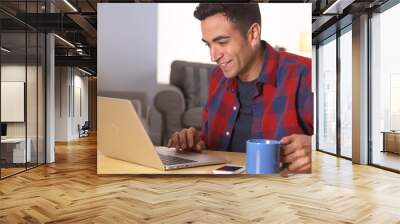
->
201 41 313 150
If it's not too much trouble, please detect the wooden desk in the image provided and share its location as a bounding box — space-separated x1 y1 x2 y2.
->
97 149 246 174
381 131 400 154
1 138 31 163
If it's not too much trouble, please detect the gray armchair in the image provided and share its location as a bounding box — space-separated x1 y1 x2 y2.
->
154 60 216 145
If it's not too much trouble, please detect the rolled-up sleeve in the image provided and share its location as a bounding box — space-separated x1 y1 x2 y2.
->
200 103 209 148
296 63 314 135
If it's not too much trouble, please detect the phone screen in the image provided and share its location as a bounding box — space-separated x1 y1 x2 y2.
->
216 165 242 172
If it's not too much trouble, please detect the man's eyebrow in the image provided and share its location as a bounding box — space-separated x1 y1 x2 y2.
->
202 36 230 44
212 36 230 42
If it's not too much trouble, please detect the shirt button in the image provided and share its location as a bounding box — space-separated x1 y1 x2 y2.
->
226 131 230 136
233 106 237 111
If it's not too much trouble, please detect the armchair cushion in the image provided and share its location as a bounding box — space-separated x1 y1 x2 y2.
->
154 84 185 113
154 60 216 145
154 84 185 143
170 60 216 110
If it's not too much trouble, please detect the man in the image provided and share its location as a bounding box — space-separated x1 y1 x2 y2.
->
168 3 313 173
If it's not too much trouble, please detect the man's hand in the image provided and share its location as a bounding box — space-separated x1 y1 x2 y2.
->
167 127 205 152
280 134 312 173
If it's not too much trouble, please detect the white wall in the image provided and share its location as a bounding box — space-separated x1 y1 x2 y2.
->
97 3 158 106
157 3 311 84
1 64 46 163
1 66 26 125
1 82 24 122
75 74 89 123
72 74 89 138
1 65 26 81
55 67 89 141
1 65 35 138
55 67 68 141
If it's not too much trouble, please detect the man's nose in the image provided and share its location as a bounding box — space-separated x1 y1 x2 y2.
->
210 46 222 63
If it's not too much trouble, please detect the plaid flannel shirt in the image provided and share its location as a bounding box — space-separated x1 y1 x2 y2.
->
201 41 313 150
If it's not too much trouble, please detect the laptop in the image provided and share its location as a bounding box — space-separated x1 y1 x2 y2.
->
98 96 226 170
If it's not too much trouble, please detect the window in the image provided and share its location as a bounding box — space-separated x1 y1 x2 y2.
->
339 28 352 158
317 36 337 154
0 1 47 179
370 2 400 171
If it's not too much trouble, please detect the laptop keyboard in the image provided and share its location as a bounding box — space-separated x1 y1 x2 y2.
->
158 154 196 166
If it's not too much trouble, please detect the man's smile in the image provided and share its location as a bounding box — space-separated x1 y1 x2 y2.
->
218 60 232 70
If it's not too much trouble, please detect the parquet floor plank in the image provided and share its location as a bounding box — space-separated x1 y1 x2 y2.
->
1 135 400 223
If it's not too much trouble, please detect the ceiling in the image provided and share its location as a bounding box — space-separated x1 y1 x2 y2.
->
0 0 393 75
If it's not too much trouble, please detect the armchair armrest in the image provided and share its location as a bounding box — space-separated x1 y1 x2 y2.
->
154 84 186 144
130 99 149 132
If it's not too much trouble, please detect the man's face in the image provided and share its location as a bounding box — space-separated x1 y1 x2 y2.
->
201 13 254 79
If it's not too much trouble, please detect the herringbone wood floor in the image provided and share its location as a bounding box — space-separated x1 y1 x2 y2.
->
1 135 400 223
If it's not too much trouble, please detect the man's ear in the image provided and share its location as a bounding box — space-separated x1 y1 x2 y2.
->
247 23 261 47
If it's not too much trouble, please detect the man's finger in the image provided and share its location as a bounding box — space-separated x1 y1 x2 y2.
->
195 140 205 152
187 127 195 149
171 132 180 149
167 138 172 147
280 134 295 145
178 130 187 150
294 163 311 173
280 142 297 156
178 131 186 149
282 147 307 163
288 156 311 173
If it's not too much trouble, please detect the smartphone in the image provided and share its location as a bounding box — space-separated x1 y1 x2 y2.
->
212 164 245 174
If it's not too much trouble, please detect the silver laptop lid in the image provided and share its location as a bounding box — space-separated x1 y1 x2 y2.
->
97 96 164 170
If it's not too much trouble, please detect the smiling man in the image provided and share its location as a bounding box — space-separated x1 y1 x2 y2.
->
168 3 313 173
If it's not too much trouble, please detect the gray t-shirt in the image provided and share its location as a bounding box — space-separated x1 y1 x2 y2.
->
228 78 257 152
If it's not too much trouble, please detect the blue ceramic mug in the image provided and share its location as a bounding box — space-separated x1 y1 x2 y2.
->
246 139 280 174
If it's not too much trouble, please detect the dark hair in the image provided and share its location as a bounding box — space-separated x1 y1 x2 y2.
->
194 3 261 37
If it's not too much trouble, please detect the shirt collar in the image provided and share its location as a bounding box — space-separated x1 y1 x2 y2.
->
225 40 279 92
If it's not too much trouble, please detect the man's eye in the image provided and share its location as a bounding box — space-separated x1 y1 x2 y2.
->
219 41 227 45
